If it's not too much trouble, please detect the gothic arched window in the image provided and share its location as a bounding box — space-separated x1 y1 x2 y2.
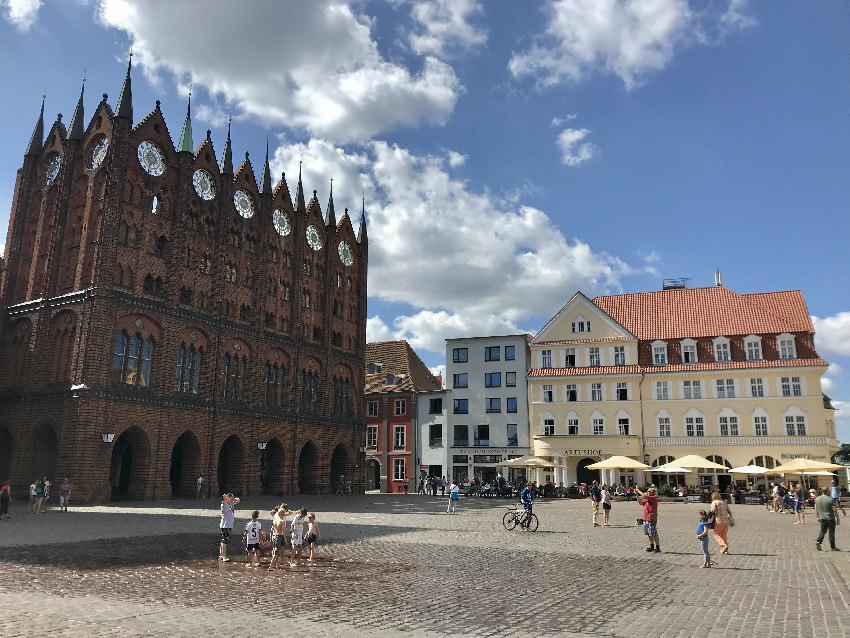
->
175 343 202 394
111 330 154 386
264 362 285 408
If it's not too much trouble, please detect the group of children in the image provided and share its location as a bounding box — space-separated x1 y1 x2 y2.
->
218 493 321 569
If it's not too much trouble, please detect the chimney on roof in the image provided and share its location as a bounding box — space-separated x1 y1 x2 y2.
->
433 374 443 388
715 270 723 287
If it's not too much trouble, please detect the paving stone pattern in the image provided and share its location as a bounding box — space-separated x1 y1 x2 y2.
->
0 494 848 637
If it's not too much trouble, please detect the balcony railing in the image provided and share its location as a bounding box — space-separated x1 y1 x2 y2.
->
645 436 833 447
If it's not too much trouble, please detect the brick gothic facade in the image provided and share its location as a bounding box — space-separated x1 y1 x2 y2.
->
0 65 368 502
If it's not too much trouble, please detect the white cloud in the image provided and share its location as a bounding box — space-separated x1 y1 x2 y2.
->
822 377 833 392
813 312 850 357
831 400 850 420
1 0 42 30
429 364 446 387
446 150 466 167
550 113 578 127
556 128 597 166
366 316 394 343
96 0 460 143
509 0 754 90
407 0 487 57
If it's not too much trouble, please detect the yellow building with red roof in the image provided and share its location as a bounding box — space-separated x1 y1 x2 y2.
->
528 283 837 489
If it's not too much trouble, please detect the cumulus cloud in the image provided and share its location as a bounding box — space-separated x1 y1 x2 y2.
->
1 0 42 30
96 0 460 143
550 113 578 127
813 312 850 357
556 128 597 166
407 0 487 57
509 0 755 90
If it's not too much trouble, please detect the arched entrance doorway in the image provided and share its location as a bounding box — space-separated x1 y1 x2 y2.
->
169 431 201 498
330 444 348 493
366 459 380 491
31 422 59 482
298 441 320 494
0 426 13 482
262 438 284 495
576 458 600 486
217 435 244 495
110 427 151 500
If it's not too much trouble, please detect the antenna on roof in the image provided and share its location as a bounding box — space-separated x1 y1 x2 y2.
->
715 270 723 287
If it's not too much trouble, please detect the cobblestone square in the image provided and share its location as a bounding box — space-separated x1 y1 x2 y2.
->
1 494 848 637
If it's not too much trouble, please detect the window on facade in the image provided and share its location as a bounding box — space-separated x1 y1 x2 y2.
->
543 418 556 436
716 379 735 398
754 415 768 437
452 348 468 363
719 415 739 436
750 378 765 398
543 385 553 402
567 418 579 435
429 398 443 414
222 353 248 401
331 376 351 416
685 416 705 437
541 349 552 368
656 381 669 400
367 400 379 417
658 417 671 437
429 423 442 446
453 399 468 414
778 336 796 359
683 380 701 399
785 415 806 436
714 341 730 362
394 399 406 416
617 418 630 436
505 345 516 361
484 346 500 361
592 418 605 435
682 343 697 364
485 398 501 413
453 373 468 389
474 424 490 446
564 348 576 367
616 382 628 401
746 339 762 361
613 346 626 365
589 347 601 367
652 344 667 366
454 424 469 446
174 343 202 394
393 458 406 481
485 372 501 388
366 426 377 448
506 397 518 413
111 331 154 387
507 424 518 446
591 383 603 401
781 376 802 397
572 319 591 333
394 426 405 449
505 372 516 387
565 384 577 401
301 370 319 412
263 362 286 407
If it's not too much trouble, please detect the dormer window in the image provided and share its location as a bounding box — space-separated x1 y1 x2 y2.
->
745 336 762 361
713 337 731 362
367 362 382 374
571 317 591 333
777 334 796 359
386 373 400 386
651 341 668 366
680 339 697 364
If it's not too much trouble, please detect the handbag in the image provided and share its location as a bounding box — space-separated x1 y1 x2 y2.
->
707 512 716 529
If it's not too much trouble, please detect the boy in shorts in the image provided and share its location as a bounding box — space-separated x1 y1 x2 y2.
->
218 493 240 562
290 507 308 566
244 510 262 567
268 503 290 571
305 513 320 562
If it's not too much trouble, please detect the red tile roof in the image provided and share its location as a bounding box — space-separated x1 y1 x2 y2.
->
365 340 442 394
592 286 813 340
528 357 828 377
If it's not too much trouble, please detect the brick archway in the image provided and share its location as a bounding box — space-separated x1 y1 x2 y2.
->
0 425 13 482
217 435 245 496
30 422 58 484
169 431 202 498
298 441 321 494
110 426 151 500
330 444 349 494
262 438 285 496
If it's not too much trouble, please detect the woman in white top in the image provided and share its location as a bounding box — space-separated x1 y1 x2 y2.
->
600 484 612 526
709 491 732 555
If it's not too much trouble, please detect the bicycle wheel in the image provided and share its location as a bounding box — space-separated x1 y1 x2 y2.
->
503 510 518 530
526 513 539 532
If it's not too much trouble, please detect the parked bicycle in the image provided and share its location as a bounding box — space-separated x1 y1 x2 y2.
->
502 505 539 532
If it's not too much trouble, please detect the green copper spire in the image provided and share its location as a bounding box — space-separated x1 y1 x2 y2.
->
177 89 193 153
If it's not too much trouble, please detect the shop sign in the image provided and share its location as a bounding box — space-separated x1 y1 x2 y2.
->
780 453 827 460
563 449 603 456
454 448 523 455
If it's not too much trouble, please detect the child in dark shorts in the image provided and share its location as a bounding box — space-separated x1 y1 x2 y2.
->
243 510 262 568
305 512 320 562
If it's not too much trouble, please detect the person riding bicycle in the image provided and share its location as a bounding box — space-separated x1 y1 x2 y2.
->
519 482 534 527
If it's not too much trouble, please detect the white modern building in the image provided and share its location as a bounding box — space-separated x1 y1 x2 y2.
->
416 388 448 480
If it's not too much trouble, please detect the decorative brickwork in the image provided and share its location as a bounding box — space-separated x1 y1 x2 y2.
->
0 70 368 502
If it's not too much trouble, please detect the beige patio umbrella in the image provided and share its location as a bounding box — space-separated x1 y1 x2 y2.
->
771 458 844 474
658 454 729 470
497 455 559 468
584 456 650 470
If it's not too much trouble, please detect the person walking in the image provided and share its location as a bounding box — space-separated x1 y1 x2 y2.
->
58 478 72 512
29 479 37 513
831 478 846 517
34 478 46 514
218 492 240 562
447 480 459 513
815 487 840 551
589 480 601 527
290 507 308 566
440 476 447 497
196 475 205 499
696 511 712 568
636 486 660 553
790 484 805 525
601 484 612 526
0 481 10 519
709 490 732 554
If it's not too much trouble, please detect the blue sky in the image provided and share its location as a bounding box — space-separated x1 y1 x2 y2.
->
1 1 849 441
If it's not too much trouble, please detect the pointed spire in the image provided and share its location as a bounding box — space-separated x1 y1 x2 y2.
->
357 196 368 244
220 115 233 174
178 87 194 153
67 75 86 142
325 178 336 227
295 161 306 212
25 95 45 156
259 139 272 194
115 54 133 122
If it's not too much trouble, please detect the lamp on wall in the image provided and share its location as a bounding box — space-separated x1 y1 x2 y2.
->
643 454 650 465
257 441 268 451
101 433 116 444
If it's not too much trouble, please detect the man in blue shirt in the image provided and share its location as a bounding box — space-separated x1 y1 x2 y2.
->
519 482 534 528
589 480 602 527
831 478 846 517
